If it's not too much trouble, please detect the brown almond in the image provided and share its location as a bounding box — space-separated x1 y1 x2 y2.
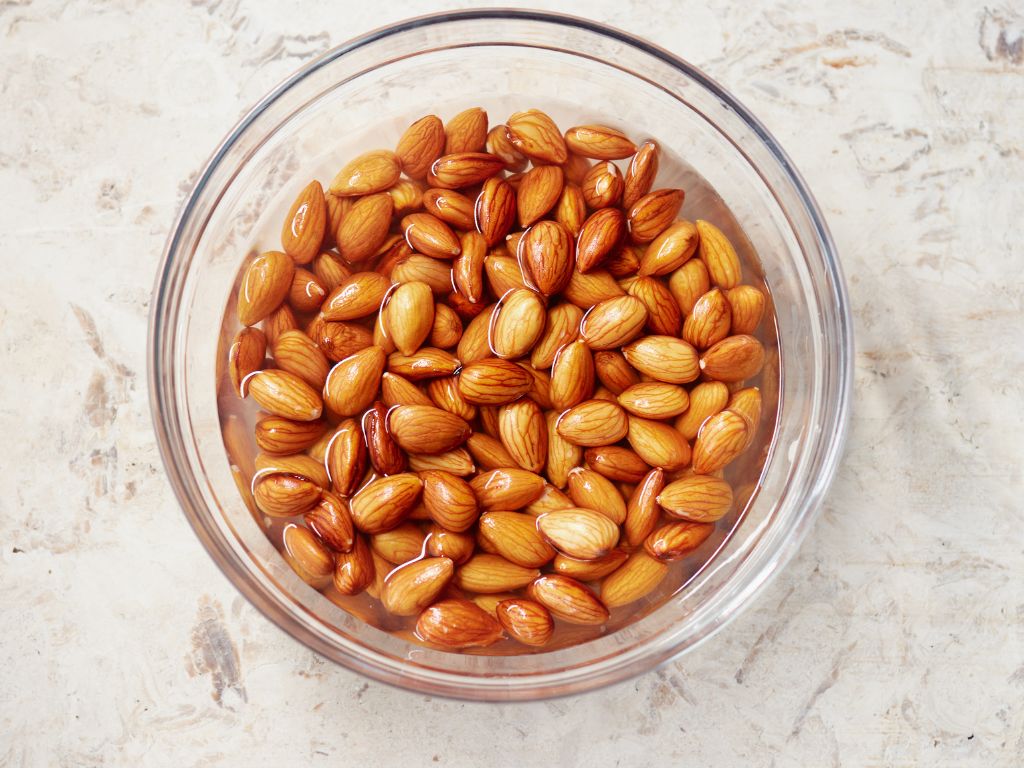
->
333 535 375 595
287 268 326 313
262 303 298 347
604 243 640 278
454 553 540 593
562 151 593 183
305 491 355 553
699 334 766 381
564 124 636 160
728 386 762 436
601 551 668 608
576 207 627 273
530 303 584 369
254 414 326 455
498 398 547 473
422 187 476 231
486 124 528 171
380 371 432 408
426 524 476 564
549 339 594 411
445 107 488 153
312 251 351 292
625 468 664 546
725 285 767 335
401 213 461 259
387 347 461 380
479 511 555 568
645 521 715 562
628 188 684 244
537 507 619 560
350 473 423 534
563 268 625 308
330 149 401 196
229 327 266 396
455 357 532 406
528 575 608 625
408 448 475 477
324 419 366 497
566 467 627 524
420 469 479 532
273 329 330 389
623 139 659 209
624 276 680 336
627 416 691 470
281 180 326 264
322 345 385 416
696 219 742 287
506 109 568 164
391 254 452 294
469 468 545 510
237 251 294 326
584 446 650 483
525 483 575 517
387 404 470 455
581 161 624 209
593 350 640 394
254 452 329 488
336 193 394 263
452 231 486 305
253 473 321 517
427 375 476 420
382 557 454 616
310 318 373 362
684 288 732 350
248 369 323 421
415 599 503 648
622 335 699 384
474 176 516 247
553 549 629 581
431 152 505 189
519 220 575 296
323 193 349 249
321 271 389 321
675 381 730 440
281 524 335 588
667 257 710 314
617 382 690 419
484 254 528 296
396 115 445 179
517 165 563 227
545 410 581 489
579 295 648 350
554 182 587 237
388 178 425 215
496 599 554 646
692 409 750 474
455 305 495 364
639 220 699 276
658 475 733 522
465 433 517 471
490 288 546 359
383 281 434 356
363 401 406 476
556 399 629 447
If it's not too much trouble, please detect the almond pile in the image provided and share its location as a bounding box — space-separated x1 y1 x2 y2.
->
225 107 771 652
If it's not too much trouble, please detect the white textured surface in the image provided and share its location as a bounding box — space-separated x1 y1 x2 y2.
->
2 1 1023 765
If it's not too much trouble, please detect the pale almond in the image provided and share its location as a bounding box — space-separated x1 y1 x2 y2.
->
288 267 327 312
545 409 581 489
639 220 698 276
622 335 700 384
430 152 505 189
725 285 767 335
333 535 375 595
553 549 629 581
380 371 432 408
556 399 629 447
469 468 546 510
489 288 546 359
547 339 594 411
528 575 608 625
627 415 692 470
324 419 366 496
584 446 650 483
423 187 476 231
537 507 619 560
658 474 733 522
600 551 668 608
692 409 750 474
498 397 547 473
626 275 682 336
396 115 446 179
254 414 326 456
390 254 452 294
444 107 488 153
310 318 374 362
625 467 665 546
622 139 659 209
554 182 587 237
387 347 461 380
381 557 454 616
322 271 390 321
479 511 556 568
518 220 575 296
645 521 715 562
566 467 627 524
426 524 476 564
696 219 742 288
465 433 517 471
330 150 401 196
683 288 732 349
485 124 528 171
581 161 624 209
699 334 766 381
484 254 528 296
430 303 463 349
627 188 684 244
454 553 540 593
350 473 423 534
322 345 385 416
563 268 625 308
248 369 323 421
617 382 690 419
407 448 475 477
496 598 554 646
517 165 563 227
237 251 294 326
382 280 434 356
387 404 471 455
530 303 584 369
675 381 730 440
593 350 640 394
253 473 321 517
229 327 266 396
427 375 476 420
281 180 326 264
402 212 461 259
579 295 648 350
370 522 426 564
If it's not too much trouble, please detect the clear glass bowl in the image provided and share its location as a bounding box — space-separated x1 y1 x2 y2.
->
148 10 852 700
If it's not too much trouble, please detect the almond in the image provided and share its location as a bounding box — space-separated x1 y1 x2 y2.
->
321 271 389 321
625 468 665 546
380 371 432 407
537 507 619 560
391 254 452 294
479 511 555 568
254 414 326 456
692 409 750 474
525 483 575 516
430 152 505 189
478 405 501 439
658 474 733 522
506 109 568 164
388 178 425 215
519 220 575 296
517 165 563 227
287 267 326 312
622 139 659 209
593 350 640 394
728 386 762 436
683 288 732 350
330 149 401 196
623 276 680 337
553 549 629 581
382 557 454 616
484 254 528 296
408 448 475 477
281 524 335 588
419 469 479 532
387 347 461 380
396 115 445 179
324 419 366 496
576 208 627 273
584 446 650 483
304 491 355 552
335 192 394 262
579 295 648 350
668 257 710 314
474 176 516 247
498 398 547 473
469 468 545 509
528 575 608 625
554 182 587 237
563 268 625 308
549 339 594 410
466 433 517 471
581 161 624 209
627 188 684 244
605 243 641 278
639 220 698 276
387 404 471 455
350 473 423 534
486 124 528 171
452 357 529 406
496 598 554 646
445 107 488 153
566 467 627 524
254 452 330 488
427 375 476 420
564 124 637 160
645 521 715 562
253 473 321 517
415 599 503 648
452 231 486 305
454 553 540 593
383 281 434 356
310 318 374 362
489 288 546 359
247 369 323 421
622 335 699 384
627 416 691 470
323 194 350 249
237 251 294 326
556 399 629 447
401 213 461 259
530 303 583 369
426 524 476 564
696 219 742 287
333 535 375 595
363 401 405 475
545 410 581 489
699 334 766 381
725 285 767 335
322 345 385 416
263 302 298 347
229 327 266 396
312 252 351 292
270 330 327 390
600 551 668 608
281 180 326 264
675 381 730 440
617 382 690 419
423 187 476 231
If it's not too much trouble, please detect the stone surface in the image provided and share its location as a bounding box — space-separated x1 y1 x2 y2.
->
1 1 1022 766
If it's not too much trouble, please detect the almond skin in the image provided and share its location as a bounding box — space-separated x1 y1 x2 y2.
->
617 382 690 419
454 553 540 593
531 303 584 369
601 551 668 608
330 149 401 196
564 124 637 160
537 507 619 560
639 220 699 276
528 575 609 625
457 357 533 405
584 446 650 483
668 257 711 314
486 124 528 171
566 467 627 524
563 268 625 308
627 416 692 471
479 511 556 568
683 288 732 350
423 187 476 231
248 369 323 421
333 535 375 595
692 409 750 474
445 107 488 153
554 550 628 582
387 404 471 455
658 475 734 522
497 398 547 473
546 410 581 488
321 271 390 321
506 109 568 164
469 468 546 509
402 213 461 259
496 598 554 646
593 350 640 394
581 161 624 209
696 219 742 287
576 207 627 273
430 152 506 189
622 335 700 384
517 165 563 227
675 381 731 440
627 275 683 337
305 491 356 552
254 415 326 456
416 599 503 648
579 295 648 350
519 220 575 296
420 469 480 532
387 347 461 380
350 473 423 534
382 557 454 616
625 468 665 546
623 139 659 209
324 419 366 497
322 345 385 416
725 285 767 335
371 523 427 566
645 521 716 562
700 334 766 382
322 194 349 249
466 433 518 471
384 281 435 356
237 251 294 326
253 473 321 517
554 182 588 237
490 288 546 359
229 327 266 396
556 399 629 447
281 180 326 264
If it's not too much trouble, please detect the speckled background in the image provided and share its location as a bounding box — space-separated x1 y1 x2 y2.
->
1 1 1022 766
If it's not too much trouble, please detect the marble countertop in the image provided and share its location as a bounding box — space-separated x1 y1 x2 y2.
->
2 1 1022 765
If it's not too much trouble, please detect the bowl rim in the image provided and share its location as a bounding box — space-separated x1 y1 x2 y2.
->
148 8 853 700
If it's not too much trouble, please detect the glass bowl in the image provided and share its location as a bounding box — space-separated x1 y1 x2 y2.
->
148 10 852 701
